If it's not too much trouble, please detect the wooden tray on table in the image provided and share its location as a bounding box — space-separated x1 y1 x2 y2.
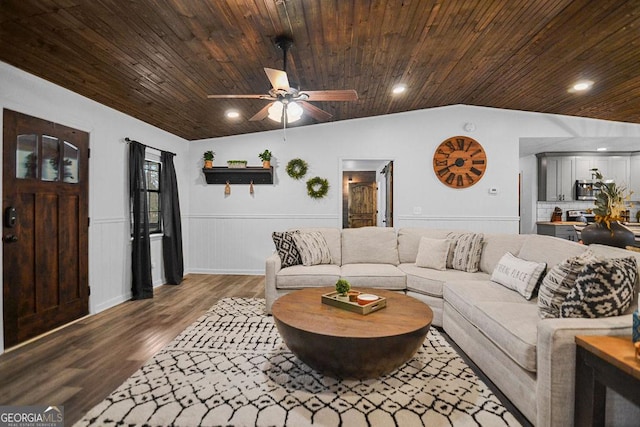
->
321 290 386 315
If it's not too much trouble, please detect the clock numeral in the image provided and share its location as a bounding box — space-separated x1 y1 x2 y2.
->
445 173 455 185
435 159 448 166
437 148 450 158
465 173 475 184
437 166 450 177
445 141 456 152
456 175 464 187
472 159 485 165
470 149 482 157
470 167 483 176
456 138 466 150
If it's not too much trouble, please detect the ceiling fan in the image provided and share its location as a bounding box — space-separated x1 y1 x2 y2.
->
207 35 358 125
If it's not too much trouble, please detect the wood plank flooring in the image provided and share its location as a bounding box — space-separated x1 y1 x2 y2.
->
0 274 264 426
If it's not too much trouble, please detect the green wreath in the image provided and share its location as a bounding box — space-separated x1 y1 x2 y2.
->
306 176 330 199
286 158 308 180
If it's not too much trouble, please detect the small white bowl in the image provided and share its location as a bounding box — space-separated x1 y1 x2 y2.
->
357 294 378 305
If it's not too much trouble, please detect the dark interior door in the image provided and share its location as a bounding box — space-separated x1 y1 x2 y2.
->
348 182 377 228
3 109 89 348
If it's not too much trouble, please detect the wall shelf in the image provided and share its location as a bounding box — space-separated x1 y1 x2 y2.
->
202 166 273 185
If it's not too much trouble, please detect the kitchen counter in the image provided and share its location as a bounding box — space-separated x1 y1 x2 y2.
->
536 221 586 226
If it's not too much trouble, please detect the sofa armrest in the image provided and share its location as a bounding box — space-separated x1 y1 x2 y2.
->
536 315 632 427
265 252 282 314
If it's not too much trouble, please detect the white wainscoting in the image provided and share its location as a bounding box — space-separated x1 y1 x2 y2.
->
89 217 166 314
186 214 340 274
396 215 521 234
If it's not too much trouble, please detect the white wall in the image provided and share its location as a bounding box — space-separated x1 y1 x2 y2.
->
188 105 640 274
0 62 189 353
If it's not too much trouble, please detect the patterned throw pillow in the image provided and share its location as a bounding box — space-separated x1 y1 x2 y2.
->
272 231 302 268
490 252 547 300
560 257 637 319
447 232 484 272
292 231 332 266
538 250 598 318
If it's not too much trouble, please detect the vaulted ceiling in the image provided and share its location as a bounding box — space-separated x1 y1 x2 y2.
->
1 1 638 141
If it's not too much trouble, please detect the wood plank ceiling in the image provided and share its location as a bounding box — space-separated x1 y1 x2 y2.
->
0 1 638 141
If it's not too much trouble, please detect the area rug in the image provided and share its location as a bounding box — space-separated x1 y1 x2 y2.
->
74 298 521 427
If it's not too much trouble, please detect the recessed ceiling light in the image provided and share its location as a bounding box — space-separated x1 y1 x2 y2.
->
392 84 406 95
569 80 594 93
226 110 240 119
596 147 607 151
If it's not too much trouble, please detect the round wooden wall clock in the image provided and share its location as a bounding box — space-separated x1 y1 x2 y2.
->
433 136 487 188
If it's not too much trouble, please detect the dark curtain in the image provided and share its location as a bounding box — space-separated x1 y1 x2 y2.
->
160 151 184 284
129 141 153 299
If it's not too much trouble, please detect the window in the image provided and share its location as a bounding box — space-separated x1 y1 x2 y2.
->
145 159 162 234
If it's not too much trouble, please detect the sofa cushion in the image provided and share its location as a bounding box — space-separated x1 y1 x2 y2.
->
443 280 529 326
401 264 489 297
490 252 546 300
292 231 332 266
272 231 302 268
560 257 637 318
517 234 586 270
448 232 484 272
588 244 640 315
479 233 528 274
472 302 539 372
292 228 341 265
538 250 599 319
276 264 341 289
415 237 450 270
342 227 399 266
397 228 465 263
340 264 405 289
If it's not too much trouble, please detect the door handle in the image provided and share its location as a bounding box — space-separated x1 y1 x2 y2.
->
3 234 18 243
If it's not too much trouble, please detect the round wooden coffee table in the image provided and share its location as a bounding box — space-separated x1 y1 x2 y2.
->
271 287 433 379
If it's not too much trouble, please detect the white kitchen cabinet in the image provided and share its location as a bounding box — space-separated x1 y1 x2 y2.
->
545 156 574 201
607 156 630 186
574 156 608 181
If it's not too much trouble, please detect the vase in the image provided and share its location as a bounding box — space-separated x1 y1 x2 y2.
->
262 160 271 169
204 160 213 169
580 222 635 248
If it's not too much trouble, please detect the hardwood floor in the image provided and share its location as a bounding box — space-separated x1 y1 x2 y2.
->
0 274 264 425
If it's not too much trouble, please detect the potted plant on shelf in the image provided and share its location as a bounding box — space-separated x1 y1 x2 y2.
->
335 278 351 301
203 151 215 169
581 169 635 248
258 149 272 168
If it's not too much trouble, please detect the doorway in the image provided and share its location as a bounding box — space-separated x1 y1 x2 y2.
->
342 160 393 228
3 109 90 348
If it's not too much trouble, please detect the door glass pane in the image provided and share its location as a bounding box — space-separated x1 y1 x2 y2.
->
16 134 38 179
63 141 79 183
41 135 60 181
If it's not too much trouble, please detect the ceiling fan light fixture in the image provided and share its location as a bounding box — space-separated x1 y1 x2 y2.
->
267 100 303 123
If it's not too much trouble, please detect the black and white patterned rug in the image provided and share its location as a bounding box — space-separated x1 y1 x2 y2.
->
74 298 521 427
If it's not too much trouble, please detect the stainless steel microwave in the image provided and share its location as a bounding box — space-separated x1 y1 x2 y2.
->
575 179 611 200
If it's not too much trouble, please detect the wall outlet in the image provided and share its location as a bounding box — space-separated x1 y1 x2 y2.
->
413 206 422 215
488 187 498 195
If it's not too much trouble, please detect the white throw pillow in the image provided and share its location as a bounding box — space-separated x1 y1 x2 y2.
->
415 237 451 270
491 252 547 300
292 232 332 266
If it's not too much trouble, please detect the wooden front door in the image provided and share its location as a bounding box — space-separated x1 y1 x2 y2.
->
348 182 377 228
3 110 89 348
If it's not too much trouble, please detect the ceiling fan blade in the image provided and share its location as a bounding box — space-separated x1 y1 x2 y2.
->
299 101 333 121
302 90 358 102
207 94 268 99
249 103 273 121
264 68 290 91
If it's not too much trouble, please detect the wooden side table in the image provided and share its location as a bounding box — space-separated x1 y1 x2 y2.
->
574 335 640 426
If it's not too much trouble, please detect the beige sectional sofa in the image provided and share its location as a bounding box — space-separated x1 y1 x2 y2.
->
265 226 640 426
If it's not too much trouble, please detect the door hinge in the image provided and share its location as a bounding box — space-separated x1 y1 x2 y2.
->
88 148 91 158
88 286 91 296
88 217 90 227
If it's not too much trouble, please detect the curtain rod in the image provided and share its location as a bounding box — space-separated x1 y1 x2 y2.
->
124 137 176 157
